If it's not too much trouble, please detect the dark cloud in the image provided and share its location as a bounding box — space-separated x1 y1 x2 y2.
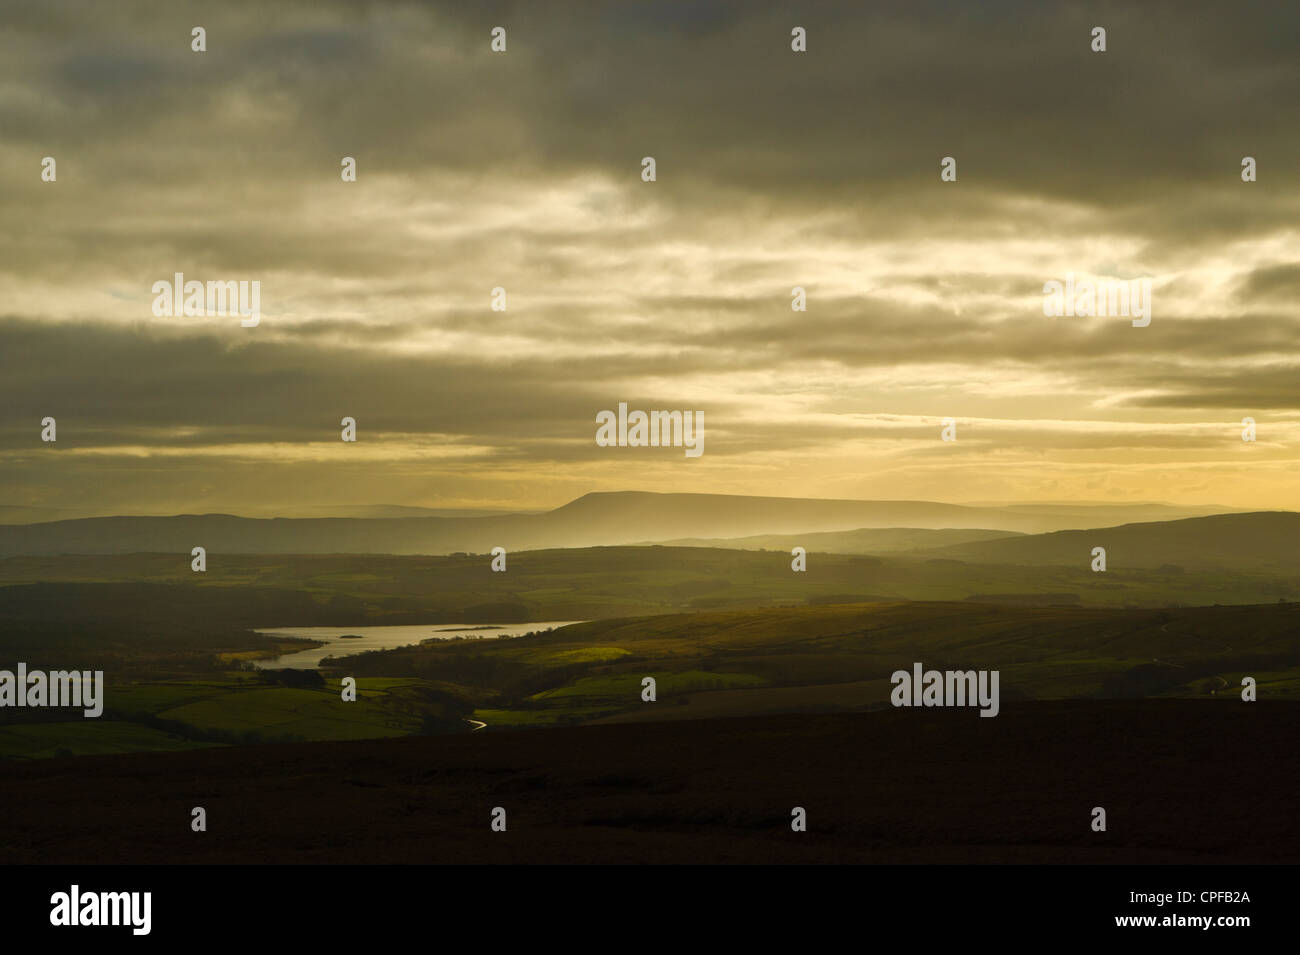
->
1238 264 1300 302
1 0 1297 511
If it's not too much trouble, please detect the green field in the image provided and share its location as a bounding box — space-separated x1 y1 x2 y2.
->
5 599 1297 758
325 600 1300 728
0 720 220 759
0 676 449 760
4 544 1298 760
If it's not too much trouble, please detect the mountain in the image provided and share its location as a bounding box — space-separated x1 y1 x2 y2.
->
0 490 1259 558
918 511 1300 572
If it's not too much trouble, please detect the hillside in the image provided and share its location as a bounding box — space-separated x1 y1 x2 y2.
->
649 526 1022 553
332 599 1300 728
0 491 1247 557
921 511 1300 572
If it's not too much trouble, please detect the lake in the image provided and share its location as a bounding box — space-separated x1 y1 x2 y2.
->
251 621 586 670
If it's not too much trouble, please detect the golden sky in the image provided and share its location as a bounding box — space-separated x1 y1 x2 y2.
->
2 0 1298 515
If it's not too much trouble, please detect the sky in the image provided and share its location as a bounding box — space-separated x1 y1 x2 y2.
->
2 0 1299 516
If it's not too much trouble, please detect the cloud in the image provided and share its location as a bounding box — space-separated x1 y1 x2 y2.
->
1 0 1298 512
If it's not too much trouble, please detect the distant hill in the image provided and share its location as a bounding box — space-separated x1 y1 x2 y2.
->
962 502 1236 522
649 527 1023 553
0 506 106 524
0 490 1256 558
920 511 1300 572
545 492 1233 540
0 504 535 523
259 505 540 519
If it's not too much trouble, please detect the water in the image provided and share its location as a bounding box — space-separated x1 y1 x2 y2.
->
251 621 586 670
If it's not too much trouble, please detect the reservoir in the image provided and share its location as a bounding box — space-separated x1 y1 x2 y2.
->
251 621 585 670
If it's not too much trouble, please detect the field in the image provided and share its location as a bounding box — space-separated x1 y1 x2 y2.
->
326 600 1300 728
3 547 1297 761
0 721 217 760
0 676 446 758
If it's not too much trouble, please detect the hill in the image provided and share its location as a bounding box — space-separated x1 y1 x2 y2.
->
649 526 1022 553
3 541 1297 627
331 599 1300 729
0 491 1247 557
921 511 1300 572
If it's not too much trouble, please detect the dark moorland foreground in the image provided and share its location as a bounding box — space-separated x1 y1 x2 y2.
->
4 700 1296 865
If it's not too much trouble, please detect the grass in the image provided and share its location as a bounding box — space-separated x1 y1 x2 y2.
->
532 646 632 664
532 670 769 703
0 676 437 760
8 595 1300 759
470 706 618 726
341 600 1300 731
0 720 221 759
158 686 414 740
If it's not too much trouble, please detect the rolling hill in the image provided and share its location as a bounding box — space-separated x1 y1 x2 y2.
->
649 526 1022 553
0 491 1248 557
919 511 1300 572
